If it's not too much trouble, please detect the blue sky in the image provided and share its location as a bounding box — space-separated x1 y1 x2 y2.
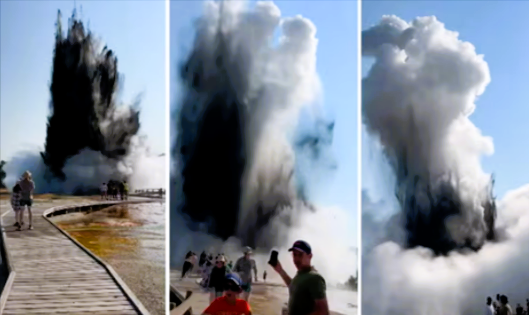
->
0 1 166 161
362 1 529 206
170 1 358 247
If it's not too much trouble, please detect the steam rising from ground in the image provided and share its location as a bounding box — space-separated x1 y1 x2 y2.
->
4 11 164 193
171 0 355 285
5 139 164 194
362 15 529 314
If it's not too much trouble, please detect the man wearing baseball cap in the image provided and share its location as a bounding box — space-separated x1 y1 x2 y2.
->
233 246 258 302
272 240 329 315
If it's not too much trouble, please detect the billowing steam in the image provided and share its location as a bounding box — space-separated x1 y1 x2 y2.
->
4 10 164 193
363 15 495 253
172 1 354 285
362 15 529 314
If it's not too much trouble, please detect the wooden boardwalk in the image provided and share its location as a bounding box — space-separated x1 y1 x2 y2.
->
0 200 149 315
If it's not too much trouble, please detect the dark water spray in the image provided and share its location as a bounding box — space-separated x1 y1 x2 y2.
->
172 1 327 249
176 68 246 240
41 10 140 181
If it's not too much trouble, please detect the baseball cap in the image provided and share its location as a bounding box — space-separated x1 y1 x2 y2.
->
288 240 312 255
225 273 242 287
243 246 253 254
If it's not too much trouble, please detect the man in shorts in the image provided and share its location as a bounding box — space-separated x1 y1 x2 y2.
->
100 182 108 200
122 180 129 200
234 246 258 302
18 171 35 230
272 240 329 315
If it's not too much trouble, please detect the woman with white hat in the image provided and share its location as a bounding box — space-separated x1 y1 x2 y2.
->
208 255 228 303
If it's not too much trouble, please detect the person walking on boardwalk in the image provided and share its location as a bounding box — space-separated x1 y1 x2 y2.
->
182 251 195 279
271 240 329 315
202 273 252 315
234 246 258 302
122 180 129 200
201 254 215 287
119 181 125 200
485 297 495 315
17 171 35 230
11 183 23 230
499 295 513 315
113 181 118 199
208 255 228 303
107 181 114 200
108 180 117 200
199 251 207 267
100 182 108 200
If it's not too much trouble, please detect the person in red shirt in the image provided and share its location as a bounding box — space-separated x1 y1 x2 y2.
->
202 273 252 315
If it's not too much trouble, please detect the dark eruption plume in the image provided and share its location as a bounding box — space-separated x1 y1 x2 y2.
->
172 1 324 249
176 64 246 240
395 152 497 254
362 15 496 255
41 10 140 181
391 113 498 255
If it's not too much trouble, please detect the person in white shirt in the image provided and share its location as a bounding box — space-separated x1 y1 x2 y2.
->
191 253 198 266
100 182 108 200
485 297 495 315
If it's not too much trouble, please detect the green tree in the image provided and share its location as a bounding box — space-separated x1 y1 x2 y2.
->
0 160 6 188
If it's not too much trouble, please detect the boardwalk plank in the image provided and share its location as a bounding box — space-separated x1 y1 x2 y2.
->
4 301 132 309
2 305 135 314
0 201 144 314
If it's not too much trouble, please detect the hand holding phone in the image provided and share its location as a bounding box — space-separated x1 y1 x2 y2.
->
268 250 278 267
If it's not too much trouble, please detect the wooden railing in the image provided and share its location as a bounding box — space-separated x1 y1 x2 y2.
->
170 287 197 315
132 188 166 198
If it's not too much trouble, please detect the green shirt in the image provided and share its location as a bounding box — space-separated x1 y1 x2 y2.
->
288 268 326 315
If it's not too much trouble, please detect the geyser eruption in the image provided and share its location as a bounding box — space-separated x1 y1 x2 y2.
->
173 0 326 249
363 15 496 254
4 10 164 194
362 15 529 315
42 10 140 181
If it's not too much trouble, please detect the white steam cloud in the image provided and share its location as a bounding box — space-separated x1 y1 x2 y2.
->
362 15 529 314
5 135 164 194
172 0 355 286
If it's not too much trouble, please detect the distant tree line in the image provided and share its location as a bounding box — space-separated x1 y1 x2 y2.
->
337 271 358 291
346 274 358 291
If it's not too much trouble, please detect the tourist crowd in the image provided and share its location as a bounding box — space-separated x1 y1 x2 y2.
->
180 240 330 315
485 294 529 315
100 180 129 200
